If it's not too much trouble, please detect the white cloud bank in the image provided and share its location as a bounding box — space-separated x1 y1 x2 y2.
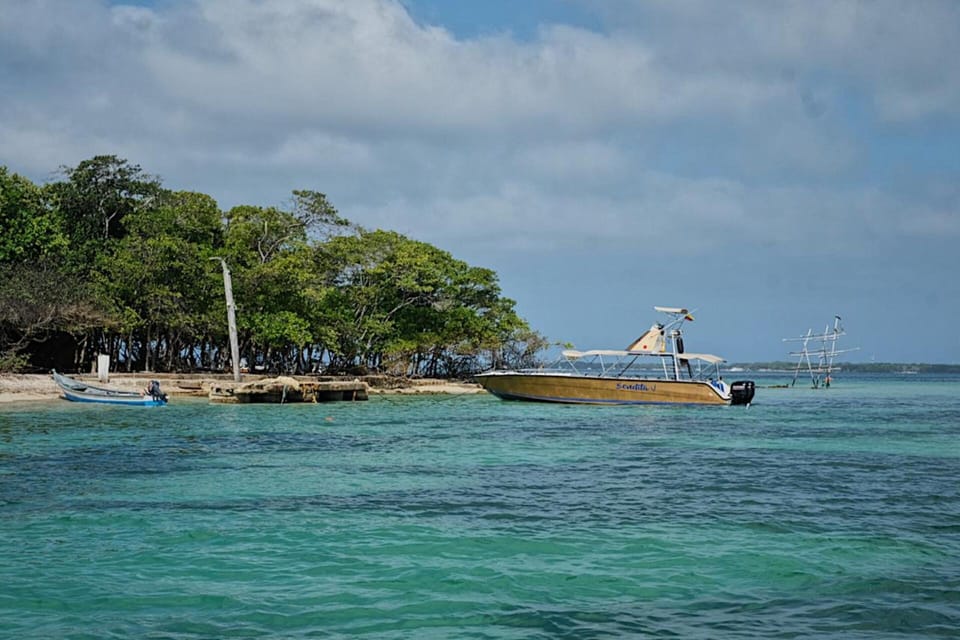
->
1 0 959 358
2 0 957 247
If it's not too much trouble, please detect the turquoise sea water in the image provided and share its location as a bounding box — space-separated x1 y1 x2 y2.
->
1 374 958 639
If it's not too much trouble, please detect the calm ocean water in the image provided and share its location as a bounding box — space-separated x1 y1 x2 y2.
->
1 373 958 639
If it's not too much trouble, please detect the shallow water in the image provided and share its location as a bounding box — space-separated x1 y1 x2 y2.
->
1 374 958 638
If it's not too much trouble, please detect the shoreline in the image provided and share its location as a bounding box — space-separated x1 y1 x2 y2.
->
0 373 483 404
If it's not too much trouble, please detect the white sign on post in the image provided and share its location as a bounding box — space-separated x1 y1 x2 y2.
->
97 354 110 383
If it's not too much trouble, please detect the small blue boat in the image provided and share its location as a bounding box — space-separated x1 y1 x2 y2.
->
52 370 168 406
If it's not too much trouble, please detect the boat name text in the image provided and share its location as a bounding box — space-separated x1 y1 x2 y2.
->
616 382 656 392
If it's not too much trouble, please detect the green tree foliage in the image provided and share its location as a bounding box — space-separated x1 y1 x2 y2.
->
96 191 226 370
0 261 112 371
49 155 162 270
291 189 352 240
0 167 96 371
314 230 539 375
222 203 317 371
0 167 65 263
0 156 544 375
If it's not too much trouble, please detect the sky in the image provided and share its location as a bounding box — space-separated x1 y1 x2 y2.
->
2 0 959 363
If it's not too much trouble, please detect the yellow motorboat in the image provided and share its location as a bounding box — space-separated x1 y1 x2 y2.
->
475 307 755 406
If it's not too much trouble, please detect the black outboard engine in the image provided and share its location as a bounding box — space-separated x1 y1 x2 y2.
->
730 380 755 406
147 380 168 403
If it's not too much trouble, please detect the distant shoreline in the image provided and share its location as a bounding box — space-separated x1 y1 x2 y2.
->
730 362 960 374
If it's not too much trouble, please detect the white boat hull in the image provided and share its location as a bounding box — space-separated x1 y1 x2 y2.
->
53 371 167 406
60 388 165 406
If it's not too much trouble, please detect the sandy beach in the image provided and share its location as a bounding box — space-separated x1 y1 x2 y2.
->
0 374 63 403
0 373 483 403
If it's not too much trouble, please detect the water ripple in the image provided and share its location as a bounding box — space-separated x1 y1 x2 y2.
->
1 378 959 637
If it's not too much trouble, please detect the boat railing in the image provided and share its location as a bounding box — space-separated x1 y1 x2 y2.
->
525 349 727 382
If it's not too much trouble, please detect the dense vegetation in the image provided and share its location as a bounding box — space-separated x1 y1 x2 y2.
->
0 156 546 376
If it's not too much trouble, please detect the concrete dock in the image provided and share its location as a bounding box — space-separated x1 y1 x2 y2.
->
208 376 369 403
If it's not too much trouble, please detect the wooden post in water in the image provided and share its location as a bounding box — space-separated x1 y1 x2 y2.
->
211 257 242 383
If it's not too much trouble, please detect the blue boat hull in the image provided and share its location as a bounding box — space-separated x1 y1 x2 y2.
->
60 387 166 406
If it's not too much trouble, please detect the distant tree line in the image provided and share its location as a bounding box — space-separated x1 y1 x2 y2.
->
0 156 546 376
734 362 960 374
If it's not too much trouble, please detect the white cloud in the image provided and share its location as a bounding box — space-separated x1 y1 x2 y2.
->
1 0 958 359
1 0 957 257
579 0 960 121
120 0 791 140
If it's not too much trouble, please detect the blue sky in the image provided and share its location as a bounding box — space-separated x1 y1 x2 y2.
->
402 0 601 40
2 0 959 362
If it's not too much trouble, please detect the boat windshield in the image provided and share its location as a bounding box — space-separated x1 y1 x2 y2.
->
530 350 725 382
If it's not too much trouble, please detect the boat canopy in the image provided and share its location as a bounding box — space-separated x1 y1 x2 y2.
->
673 352 725 364
562 349 725 364
562 349 633 359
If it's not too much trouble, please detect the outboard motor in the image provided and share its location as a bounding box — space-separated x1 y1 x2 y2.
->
147 380 168 403
730 380 755 406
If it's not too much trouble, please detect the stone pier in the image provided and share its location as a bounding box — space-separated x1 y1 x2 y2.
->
209 376 369 404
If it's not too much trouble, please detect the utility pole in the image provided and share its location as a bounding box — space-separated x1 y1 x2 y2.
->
210 257 241 382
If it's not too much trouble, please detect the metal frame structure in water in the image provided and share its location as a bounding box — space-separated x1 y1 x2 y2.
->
783 315 859 388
